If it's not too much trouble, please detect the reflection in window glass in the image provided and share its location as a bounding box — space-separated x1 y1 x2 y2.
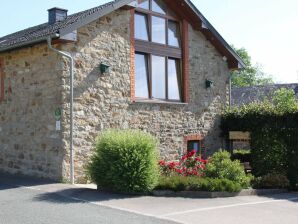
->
168 59 181 100
135 13 149 41
152 55 166 99
168 21 180 47
135 53 149 98
138 0 149 9
152 0 166 14
152 16 166 44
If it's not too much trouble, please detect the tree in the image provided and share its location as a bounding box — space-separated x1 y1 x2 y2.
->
231 47 274 87
273 88 298 113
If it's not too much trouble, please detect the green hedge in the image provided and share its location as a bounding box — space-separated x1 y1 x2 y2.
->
87 130 159 194
221 102 298 189
156 175 243 193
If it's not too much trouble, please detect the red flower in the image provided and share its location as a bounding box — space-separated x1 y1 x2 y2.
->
181 155 187 161
159 160 166 166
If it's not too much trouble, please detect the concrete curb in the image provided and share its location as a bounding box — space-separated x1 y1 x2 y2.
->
152 189 288 198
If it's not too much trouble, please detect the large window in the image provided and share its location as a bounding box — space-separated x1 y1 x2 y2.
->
134 0 182 102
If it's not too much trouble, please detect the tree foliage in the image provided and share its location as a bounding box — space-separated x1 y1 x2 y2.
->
231 47 274 87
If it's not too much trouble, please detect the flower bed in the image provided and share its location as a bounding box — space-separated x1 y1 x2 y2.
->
155 150 252 193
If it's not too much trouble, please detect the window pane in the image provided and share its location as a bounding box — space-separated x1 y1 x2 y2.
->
168 59 181 100
152 16 166 44
152 0 166 14
138 0 149 9
152 55 166 99
135 13 149 41
168 21 180 47
187 141 201 154
135 53 149 98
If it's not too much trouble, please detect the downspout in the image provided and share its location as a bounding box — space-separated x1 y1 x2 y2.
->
47 37 75 185
229 75 232 109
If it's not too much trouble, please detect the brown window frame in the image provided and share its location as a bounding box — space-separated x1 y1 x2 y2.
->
134 0 185 103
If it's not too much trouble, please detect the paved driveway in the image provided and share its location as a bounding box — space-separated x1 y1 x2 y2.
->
0 173 298 224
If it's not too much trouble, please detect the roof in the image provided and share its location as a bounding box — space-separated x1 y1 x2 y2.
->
0 0 245 69
232 83 298 106
0 0 131 51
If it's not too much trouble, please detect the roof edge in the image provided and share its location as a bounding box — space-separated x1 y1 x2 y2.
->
59 0 134 36
185 0 246 69
0 33 59 53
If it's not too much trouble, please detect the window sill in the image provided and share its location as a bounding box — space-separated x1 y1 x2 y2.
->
132 99 188 106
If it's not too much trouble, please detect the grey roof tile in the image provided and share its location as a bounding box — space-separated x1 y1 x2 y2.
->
0 0 119 50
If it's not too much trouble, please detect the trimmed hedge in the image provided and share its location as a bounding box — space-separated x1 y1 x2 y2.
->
87 130 159 194
221 102 298 189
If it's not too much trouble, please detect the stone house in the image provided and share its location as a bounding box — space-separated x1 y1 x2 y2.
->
0 0 244 182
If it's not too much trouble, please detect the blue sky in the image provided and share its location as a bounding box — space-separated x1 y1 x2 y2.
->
0 0 297 83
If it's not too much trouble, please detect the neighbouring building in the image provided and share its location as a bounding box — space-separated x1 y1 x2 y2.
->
232 83 298 106
0 0 244 182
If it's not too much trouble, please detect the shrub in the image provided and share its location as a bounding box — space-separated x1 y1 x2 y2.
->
159 150 208 177
87 130 159 194
252 173 290 189
205 151 251 188
156 175 242 192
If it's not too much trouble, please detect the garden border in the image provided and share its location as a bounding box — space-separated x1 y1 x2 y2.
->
152 189 288 198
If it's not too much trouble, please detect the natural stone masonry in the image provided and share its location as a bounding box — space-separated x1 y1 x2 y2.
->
0 44 65 180
0 8 230 182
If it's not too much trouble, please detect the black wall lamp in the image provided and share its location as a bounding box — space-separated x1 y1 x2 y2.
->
205 79 214 88
99 63 110 74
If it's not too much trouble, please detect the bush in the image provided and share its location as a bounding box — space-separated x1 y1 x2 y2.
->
252 173 290 189
156 175 242 192
205 151 251 188
87 130 159 194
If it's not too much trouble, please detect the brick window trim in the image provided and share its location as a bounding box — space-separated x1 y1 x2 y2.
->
129 8 190 103
0 58 4 102
184 134 203 144
130 9 136 102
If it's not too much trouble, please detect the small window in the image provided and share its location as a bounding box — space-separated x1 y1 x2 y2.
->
135 13 149 41
135 53 149 98
138 0 149 10
168 21 180 47
151 16 166 44
152 0 166 14
152 55 166 99
187 140 201 155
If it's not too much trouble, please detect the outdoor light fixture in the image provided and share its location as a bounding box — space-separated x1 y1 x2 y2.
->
206 79 214 88
99 63 110 74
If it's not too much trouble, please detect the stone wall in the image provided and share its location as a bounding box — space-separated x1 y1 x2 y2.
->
61 9 230 182
0 44 65 180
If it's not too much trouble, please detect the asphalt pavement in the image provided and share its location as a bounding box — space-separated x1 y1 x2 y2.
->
0 172 298 224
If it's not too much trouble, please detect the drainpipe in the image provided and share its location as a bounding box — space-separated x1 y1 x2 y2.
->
47 37 75 185
229 75 232 109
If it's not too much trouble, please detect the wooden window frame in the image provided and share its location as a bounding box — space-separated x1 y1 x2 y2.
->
132 0 189 103
184 134 206 158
